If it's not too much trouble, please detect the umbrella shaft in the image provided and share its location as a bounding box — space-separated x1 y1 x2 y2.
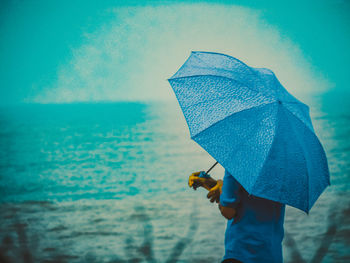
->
206 161 218 175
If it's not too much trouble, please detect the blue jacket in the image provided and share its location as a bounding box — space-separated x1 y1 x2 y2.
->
220 170 285 263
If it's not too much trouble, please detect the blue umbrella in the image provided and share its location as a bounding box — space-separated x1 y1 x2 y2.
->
168 51 330 213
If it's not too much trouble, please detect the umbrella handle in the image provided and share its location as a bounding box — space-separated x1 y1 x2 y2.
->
193 161 219 190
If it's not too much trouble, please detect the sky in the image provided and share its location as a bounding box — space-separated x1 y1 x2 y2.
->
0 0 349 104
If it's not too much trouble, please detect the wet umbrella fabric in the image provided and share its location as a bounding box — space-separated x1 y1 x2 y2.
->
168 51 330 213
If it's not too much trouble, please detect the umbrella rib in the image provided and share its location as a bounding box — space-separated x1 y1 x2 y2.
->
191 101 277 139
250 104 280 195
282 105 314 134
283 100 310 109
191 52 259 90
192 51 262 79
179 89 266 112
178 64 258 91
282 107 311 212
181 95 235 111
247 105 309 212
169 52 194 80
169 74 265 99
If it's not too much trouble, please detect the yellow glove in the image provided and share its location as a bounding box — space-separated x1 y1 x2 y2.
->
188 171 217 191
188 172 223 203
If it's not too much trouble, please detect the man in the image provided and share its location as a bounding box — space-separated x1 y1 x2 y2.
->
189 170 285 263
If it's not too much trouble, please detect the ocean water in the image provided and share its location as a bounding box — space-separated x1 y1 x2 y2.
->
0 95 349 262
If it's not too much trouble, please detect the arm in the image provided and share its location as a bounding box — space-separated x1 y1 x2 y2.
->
219 204 237 220
218 171 241 220
188 170 241 221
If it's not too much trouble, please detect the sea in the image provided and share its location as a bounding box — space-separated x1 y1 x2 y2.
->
0 92 349 263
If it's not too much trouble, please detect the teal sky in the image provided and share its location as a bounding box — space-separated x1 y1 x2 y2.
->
0 0 349 104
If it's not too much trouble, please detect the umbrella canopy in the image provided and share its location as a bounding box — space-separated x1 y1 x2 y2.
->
168 51 330 213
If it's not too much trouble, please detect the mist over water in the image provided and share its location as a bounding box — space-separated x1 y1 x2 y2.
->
3 1 348 104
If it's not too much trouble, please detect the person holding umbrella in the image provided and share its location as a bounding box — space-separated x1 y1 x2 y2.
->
188 168 285 263
168 52 330 263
